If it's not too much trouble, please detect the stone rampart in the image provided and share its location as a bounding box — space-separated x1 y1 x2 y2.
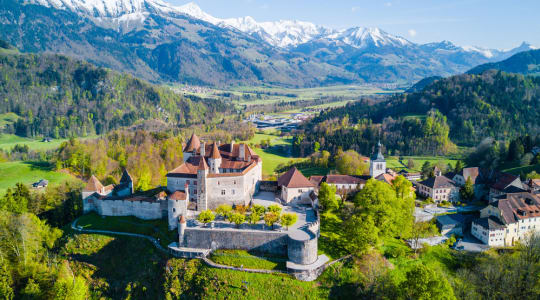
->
184 227 288 255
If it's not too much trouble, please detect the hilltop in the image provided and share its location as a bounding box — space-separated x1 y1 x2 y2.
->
468 48 540 76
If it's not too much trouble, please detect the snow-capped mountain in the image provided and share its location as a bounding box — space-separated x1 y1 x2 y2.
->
5 0 538 86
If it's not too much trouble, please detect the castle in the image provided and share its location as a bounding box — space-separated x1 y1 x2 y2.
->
82 133 262 230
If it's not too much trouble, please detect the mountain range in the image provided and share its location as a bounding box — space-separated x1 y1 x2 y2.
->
467 49 540 76
0 0 537 86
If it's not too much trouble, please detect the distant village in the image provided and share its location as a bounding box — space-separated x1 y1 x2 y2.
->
244 113 312 130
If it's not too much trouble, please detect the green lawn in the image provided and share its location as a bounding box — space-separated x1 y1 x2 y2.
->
76 213 177 248
0 133 68 151
244 133 304 177
386 156 460 173
209 249 287 271
499 160 540 176
0 161 75 195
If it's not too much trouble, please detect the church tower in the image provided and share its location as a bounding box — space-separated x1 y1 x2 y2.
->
208 142 222 174
370 141 386 178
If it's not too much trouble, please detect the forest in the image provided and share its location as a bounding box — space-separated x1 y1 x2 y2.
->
297 70 540 156
0 50 232 138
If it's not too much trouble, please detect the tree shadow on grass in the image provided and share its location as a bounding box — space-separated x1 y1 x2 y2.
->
67 235 168 299
24 161 55 171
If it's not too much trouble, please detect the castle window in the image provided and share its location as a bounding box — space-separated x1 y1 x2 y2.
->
173 208 176 212
234 180 236 185
221 190 226 195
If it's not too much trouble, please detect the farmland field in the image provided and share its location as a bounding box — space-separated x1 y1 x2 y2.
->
0 161 76 195
385 156 460 173
0 133 68 151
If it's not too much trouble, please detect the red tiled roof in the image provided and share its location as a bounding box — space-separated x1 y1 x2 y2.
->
84 175 104 192
183 133 201 152
209 143 222 159
309 176 324 186
169 190 187 201
325 175 366 185
418 175 456 189
376 173 396 185
491 173 520 191
278 167 315 188
494 192 540 224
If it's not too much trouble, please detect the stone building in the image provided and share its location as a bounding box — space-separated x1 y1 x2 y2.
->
277 167 316 204
416 175 460 203
166 133 262 211
473 192 540 246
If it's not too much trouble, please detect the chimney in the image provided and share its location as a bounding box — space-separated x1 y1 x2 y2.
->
231 140 235 153
200 142 205 157
239 144 246 161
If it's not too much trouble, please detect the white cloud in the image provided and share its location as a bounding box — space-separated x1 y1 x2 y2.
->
408 29 417 37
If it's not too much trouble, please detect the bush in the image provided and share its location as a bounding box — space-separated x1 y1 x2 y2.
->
235 205 249 215
385 246 406 259
251 204 266 215
215 204 232 219
264 212 279 229
248 212 260 225
198 210 215 225
280 213 298 230
267 204 282 215
229 213 246 228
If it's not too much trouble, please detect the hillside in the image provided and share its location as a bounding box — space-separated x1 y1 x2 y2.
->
468 49 540 75
0 0 535 86
0 48 231 138
297 70 540 156
406 76 443 93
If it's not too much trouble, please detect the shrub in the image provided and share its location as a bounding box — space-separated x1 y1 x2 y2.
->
248 212 260 225
267 204 282 215
280 213 298 230
251 204 266 215
235 205 249 215
215 204 232 219
264 212 279 229
198 210 215 225
229 213 246 228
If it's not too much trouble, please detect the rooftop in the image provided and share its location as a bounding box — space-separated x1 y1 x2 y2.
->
418 175 457 189
278 167 315 188
474 216 506 230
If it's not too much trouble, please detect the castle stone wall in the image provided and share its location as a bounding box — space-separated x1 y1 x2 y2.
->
184 227 288 255
94 200 163 220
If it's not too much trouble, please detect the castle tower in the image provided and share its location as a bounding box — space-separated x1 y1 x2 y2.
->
370 141 386 178
196 156 209 211
208 142 222 174
168 183 189 230
178 215 187 247
120 169 134 194
183 133 200 162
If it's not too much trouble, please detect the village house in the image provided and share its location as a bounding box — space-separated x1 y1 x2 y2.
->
472 192 540 246
416 175 460 203
309 174 368 192
278 167 316 204
488 172 526 202
398 170 421 181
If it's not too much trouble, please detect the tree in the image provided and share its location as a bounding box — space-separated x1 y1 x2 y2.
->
280 213 298 230
267 204 282 215
248 212 260 225
335 149 369 175
410 221 438 254
251 204 266 216
197 210 215 225
454 160 464 173
0 183 30 214
215 204 232 220
353 179 404 239
391 176 415 238
399 264 456 300
228 213 245 228
421 161 432 179
343 215 379 256
318 182 339 211
407 158 416 169
460 177 475 202
0 264 13 300
264 212 279 229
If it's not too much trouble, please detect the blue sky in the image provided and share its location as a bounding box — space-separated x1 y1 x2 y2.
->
170 0 540 49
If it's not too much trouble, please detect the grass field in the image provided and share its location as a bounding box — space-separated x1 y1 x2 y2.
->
209 249 288 271
244 132 305 176
0 161 75 195
0 133 68 151
386 156 460 173
76 213 177 248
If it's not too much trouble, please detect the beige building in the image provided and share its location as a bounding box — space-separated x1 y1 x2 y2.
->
473 192 540 246
167 133 262 211
416 175 460 203
278 167 316 204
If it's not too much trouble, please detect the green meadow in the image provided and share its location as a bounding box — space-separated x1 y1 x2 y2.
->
0 161 75 195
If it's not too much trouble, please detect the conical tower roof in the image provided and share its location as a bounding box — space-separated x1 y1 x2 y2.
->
197 156 209 170
209 142 222 159
84 175 104 192
120 169 133 183
183 133 201 152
